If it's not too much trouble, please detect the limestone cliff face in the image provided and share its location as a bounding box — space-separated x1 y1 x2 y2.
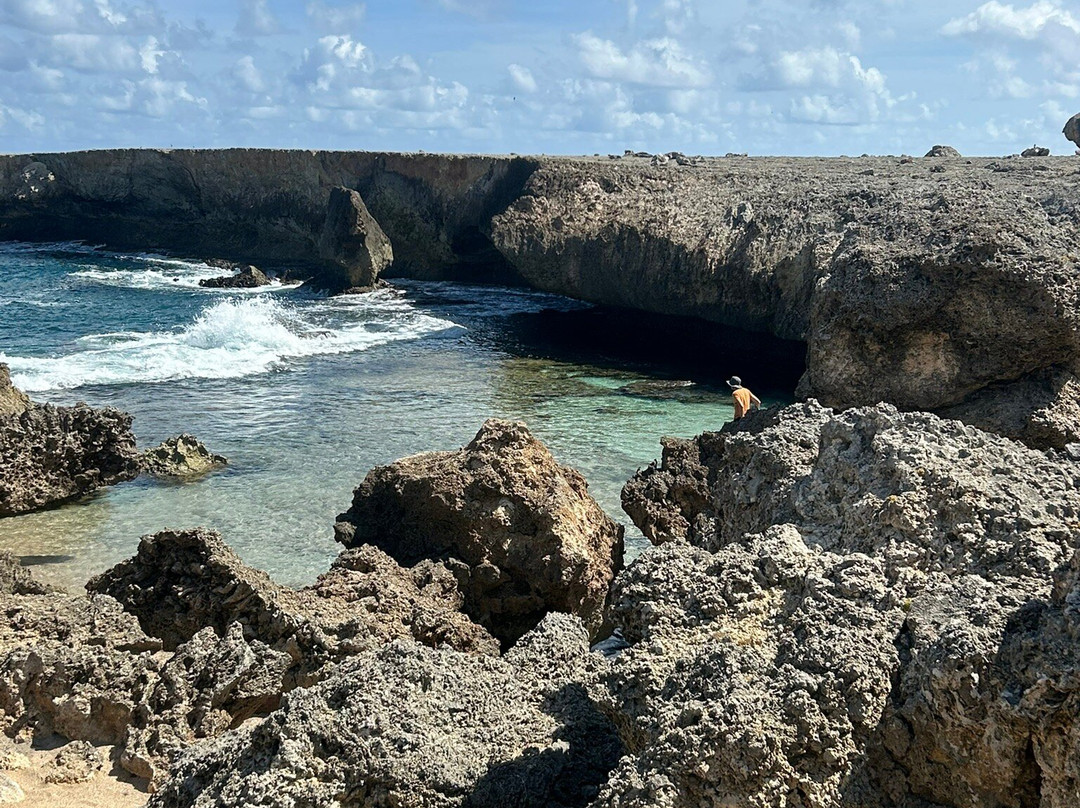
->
3 150 1080 444
0 149 536 288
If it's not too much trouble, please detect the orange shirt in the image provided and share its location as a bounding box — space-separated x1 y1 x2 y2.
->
732 387 753 419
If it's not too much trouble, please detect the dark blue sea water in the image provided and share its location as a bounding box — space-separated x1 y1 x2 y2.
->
0 242 788 588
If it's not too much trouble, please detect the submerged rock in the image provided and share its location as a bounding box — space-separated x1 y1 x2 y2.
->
149 614 622 808
139 434 227 477
335 419 625 645
198 265 270 289
0 365 139 516
607 402 1080 807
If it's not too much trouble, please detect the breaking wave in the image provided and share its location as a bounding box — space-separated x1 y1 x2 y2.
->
3 295 458 392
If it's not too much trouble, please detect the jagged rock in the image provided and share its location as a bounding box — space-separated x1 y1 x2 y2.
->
313 186 394 293
0 739 29 771
0 368 28 419
149 615 622 808
0 369 139 516
334 419 625 645
87 528 498 678
1065 113 1080 148
1022 145 1051 157
138 434 227 477
44 740 104 784
198 265 270 289
0 773 22 803
924 144 960 157
0 554 161 746
607 402 1080 807
121 623 292 787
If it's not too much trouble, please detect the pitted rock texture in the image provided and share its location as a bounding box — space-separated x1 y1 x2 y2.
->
608 402 1080 807
138 434 227 477
0 368 139 516
149 614 622 808
335 418 625 645
0 553 162 747
0 368 28 419
87 528 499 675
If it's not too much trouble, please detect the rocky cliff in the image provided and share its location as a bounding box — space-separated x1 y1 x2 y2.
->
2 150 1080 443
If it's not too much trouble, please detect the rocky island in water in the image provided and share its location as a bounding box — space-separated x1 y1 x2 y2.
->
1 141 1080 807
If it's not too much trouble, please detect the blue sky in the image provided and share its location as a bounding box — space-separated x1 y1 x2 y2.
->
1 0 1077 155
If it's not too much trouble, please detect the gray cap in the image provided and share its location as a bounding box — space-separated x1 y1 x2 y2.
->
727 376 742 390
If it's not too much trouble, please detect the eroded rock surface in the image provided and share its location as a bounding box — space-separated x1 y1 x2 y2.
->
149 614 622 808
1066 113 1080 149
335 419 625 645
138 434 227 477
87 528 498 674
314 185 394 293
0 366 139 516
609 402 1080 807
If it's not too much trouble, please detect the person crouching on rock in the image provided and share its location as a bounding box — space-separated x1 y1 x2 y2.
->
727 376 761 420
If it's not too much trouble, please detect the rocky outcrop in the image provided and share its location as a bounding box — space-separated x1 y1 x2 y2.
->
149 614 622 808
608 402 1080 807
0 368 28 419
1065 113 1080 149
4 150 1080 443
925 144 961 157
87 528 498 672
313 186 393 292
138 434 227 477
335 419 625 645
0 368 139 516
1023 145 1051 157
198 264 270 288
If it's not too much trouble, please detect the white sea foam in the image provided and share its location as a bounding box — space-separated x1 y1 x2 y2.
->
70 261 288 293
3 296 459 392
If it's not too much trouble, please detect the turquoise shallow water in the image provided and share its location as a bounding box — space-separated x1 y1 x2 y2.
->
0 243 792 589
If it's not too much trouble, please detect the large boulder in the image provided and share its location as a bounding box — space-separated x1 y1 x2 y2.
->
606 402 1080 807
87 528 498 677
312 185 394 293
334 419 625 645
1065 113 1080 149
149 614 622 808
0 367 139 515
924 144 960 157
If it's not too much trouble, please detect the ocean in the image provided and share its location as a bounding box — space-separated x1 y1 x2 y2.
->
0 242 789 589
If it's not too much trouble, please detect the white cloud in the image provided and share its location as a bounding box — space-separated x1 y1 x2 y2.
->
942 1 1080 39
575 32 710 88
45 33 140 72
234 55 265 93
0 0 161 34
508 63 537 93
306 1 366 33
236 0 280 37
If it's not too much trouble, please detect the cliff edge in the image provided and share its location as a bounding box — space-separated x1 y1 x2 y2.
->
2 150 1079 444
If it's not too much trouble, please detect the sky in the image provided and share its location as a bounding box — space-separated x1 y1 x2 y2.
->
0 0 1078 156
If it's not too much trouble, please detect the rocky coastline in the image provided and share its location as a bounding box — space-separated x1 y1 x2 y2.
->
4 149 1080 446
2 146 1080 806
